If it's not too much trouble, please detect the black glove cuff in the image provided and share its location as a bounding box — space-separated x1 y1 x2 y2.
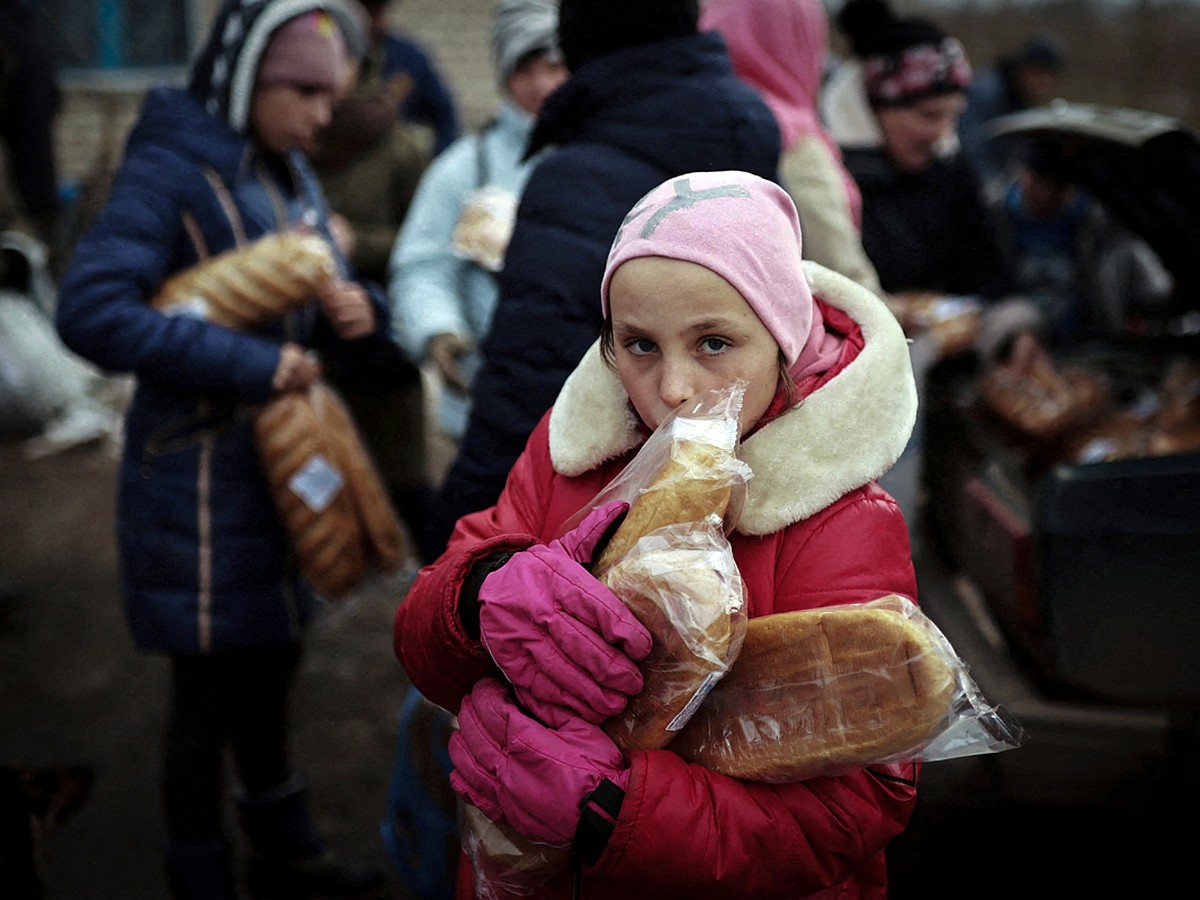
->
458 551 514 639
573 777 625 866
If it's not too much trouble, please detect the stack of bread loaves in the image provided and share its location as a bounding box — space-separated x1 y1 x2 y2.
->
153 232 405 598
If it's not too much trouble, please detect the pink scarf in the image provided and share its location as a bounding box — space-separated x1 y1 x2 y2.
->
700 0 863 229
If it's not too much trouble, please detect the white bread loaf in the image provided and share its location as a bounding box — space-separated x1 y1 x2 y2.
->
669 596 958 781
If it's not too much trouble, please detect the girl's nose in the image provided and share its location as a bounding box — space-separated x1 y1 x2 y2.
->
658 356 695 410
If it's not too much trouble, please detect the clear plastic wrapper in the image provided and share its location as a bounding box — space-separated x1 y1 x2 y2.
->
667 594 1027 782
451 186 520 273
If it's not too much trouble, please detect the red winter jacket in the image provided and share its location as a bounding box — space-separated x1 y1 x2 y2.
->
395 264 921 899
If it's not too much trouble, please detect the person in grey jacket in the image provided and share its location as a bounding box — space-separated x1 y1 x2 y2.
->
389 0 566 453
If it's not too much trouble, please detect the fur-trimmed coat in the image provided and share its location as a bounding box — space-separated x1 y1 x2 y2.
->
394 263 920 899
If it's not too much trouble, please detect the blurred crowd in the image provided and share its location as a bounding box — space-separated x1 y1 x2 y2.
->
1 1 1188 899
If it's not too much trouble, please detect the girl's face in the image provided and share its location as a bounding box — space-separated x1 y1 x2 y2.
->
250 82 336 154
876 92 966 173
506 53 569 117
608 257 782 435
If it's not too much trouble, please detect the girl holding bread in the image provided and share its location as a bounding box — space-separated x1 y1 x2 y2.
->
394 169 922 898
55 1 394 896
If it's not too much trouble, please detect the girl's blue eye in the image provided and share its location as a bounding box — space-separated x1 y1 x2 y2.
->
700 337 730 354
625 338 656 356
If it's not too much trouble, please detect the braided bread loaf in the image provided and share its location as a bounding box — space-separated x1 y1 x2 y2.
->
254 382 405 598
152 232 337 329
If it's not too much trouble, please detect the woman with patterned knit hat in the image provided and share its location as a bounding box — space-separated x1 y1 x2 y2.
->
56 2 391 896
823 0 1015 302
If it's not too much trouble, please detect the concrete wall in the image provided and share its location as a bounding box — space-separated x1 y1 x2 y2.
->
23 2 1200 212
50 0 500 188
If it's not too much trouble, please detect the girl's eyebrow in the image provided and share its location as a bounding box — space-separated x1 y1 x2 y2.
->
615 317 739 336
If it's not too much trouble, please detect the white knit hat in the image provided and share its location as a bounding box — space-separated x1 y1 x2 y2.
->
491 0 560 85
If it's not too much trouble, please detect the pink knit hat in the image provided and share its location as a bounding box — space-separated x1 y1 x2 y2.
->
602 171 839 378
257 10 347 90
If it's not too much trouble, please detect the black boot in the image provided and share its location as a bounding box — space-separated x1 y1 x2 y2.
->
236 776 384 899
165 838 239 900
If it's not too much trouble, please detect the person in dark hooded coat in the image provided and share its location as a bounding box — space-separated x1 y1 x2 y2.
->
425 0 780 558
55 2 390 896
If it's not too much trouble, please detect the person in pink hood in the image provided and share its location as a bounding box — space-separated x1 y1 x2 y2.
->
700 0 883 296
394 170 920 898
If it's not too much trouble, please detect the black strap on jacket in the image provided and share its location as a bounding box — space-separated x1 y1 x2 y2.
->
573 777 625 867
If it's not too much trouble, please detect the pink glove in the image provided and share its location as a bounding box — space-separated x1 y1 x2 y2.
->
478 501 652 728
450 678 629 847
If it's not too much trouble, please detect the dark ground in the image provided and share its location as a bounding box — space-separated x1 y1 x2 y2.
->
0 436 1189 898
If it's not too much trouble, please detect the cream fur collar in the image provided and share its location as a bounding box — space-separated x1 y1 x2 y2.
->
548 262 918 535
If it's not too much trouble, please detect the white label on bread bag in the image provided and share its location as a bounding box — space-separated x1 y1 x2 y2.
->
667 672 722 732
288 454 344 512
161 294 210 319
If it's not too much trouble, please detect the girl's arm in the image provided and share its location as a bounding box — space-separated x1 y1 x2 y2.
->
393 412 559 711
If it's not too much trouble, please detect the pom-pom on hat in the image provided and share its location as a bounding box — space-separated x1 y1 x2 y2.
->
836 0 971 107
491 0 560 86
257 9 347 89
602 170 826 374
557 0 698 71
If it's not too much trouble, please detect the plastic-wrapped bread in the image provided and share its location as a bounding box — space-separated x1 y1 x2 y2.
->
592 437 741 577
315 385 407 573
254 382 406 598
583 388 752 752
668 595 959 782
152 232 337 329
254 384 366 598
599 525 746 752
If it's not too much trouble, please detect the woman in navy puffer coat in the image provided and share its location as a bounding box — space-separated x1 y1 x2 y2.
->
426 1 781 557
56 2 389 895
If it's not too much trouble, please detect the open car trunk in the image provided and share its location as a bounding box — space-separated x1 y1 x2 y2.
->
921 103 1200 708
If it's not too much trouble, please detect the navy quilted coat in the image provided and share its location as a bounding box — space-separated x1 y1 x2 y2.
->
56 0 392 655
427 32 781 555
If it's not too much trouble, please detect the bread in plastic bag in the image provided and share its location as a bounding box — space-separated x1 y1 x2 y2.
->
669 594 1027 782
254 382 406 598
462 384 752 893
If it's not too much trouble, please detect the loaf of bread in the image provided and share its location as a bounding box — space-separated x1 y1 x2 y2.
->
588 423 748 752
451 186 518 273
600 528 745 752
669 596 958 782
593 438 739 577
152 232 337 329
314 384 407 573
980 355 1107 438
254 382 405 598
